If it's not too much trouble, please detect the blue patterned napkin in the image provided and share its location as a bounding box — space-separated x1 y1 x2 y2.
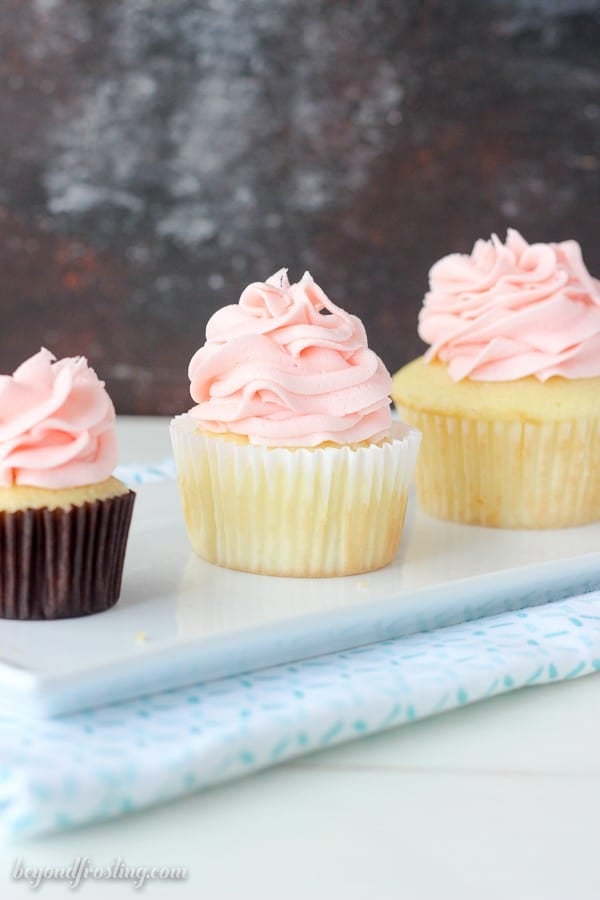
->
1 590 599 840
114 457 176 486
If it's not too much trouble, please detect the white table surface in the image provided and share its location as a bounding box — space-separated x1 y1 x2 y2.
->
1 416 599 900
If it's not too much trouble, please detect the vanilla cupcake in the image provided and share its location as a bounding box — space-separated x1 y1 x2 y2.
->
170 270 420 576
0 349 135 619
392 230 600 528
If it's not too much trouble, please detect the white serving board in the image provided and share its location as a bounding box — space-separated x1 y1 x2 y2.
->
0 480 599 718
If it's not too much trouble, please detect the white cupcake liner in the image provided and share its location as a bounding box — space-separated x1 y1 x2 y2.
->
395 406 600 529
170 415 421 577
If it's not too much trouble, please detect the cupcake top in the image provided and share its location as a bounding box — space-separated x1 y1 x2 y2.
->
187 269 393 447
0 349 118 488
418 229 600 382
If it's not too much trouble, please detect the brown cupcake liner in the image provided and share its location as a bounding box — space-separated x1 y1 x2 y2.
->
0 490 135 620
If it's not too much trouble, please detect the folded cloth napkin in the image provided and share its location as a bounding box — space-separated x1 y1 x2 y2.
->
1 590 599 840
114 457 176 486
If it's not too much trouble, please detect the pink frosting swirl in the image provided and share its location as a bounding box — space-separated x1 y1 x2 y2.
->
188 269 393 446
418 229 600 381
0 349 118 488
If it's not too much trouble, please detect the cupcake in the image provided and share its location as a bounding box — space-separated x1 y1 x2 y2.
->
170 269 420 577
0 349 136 619
392 229 600 529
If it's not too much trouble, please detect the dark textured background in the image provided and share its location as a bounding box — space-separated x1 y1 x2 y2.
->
1 0 598 413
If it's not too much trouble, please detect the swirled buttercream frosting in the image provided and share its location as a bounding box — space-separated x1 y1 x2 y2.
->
419 229 600 381
0 349 118 488
188 269 393 446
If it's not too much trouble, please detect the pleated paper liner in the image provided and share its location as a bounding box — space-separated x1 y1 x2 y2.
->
170 415 421 577
0 490 135 620
395 406 600 529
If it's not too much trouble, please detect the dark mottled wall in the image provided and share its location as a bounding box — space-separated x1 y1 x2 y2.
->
1 0 598 413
